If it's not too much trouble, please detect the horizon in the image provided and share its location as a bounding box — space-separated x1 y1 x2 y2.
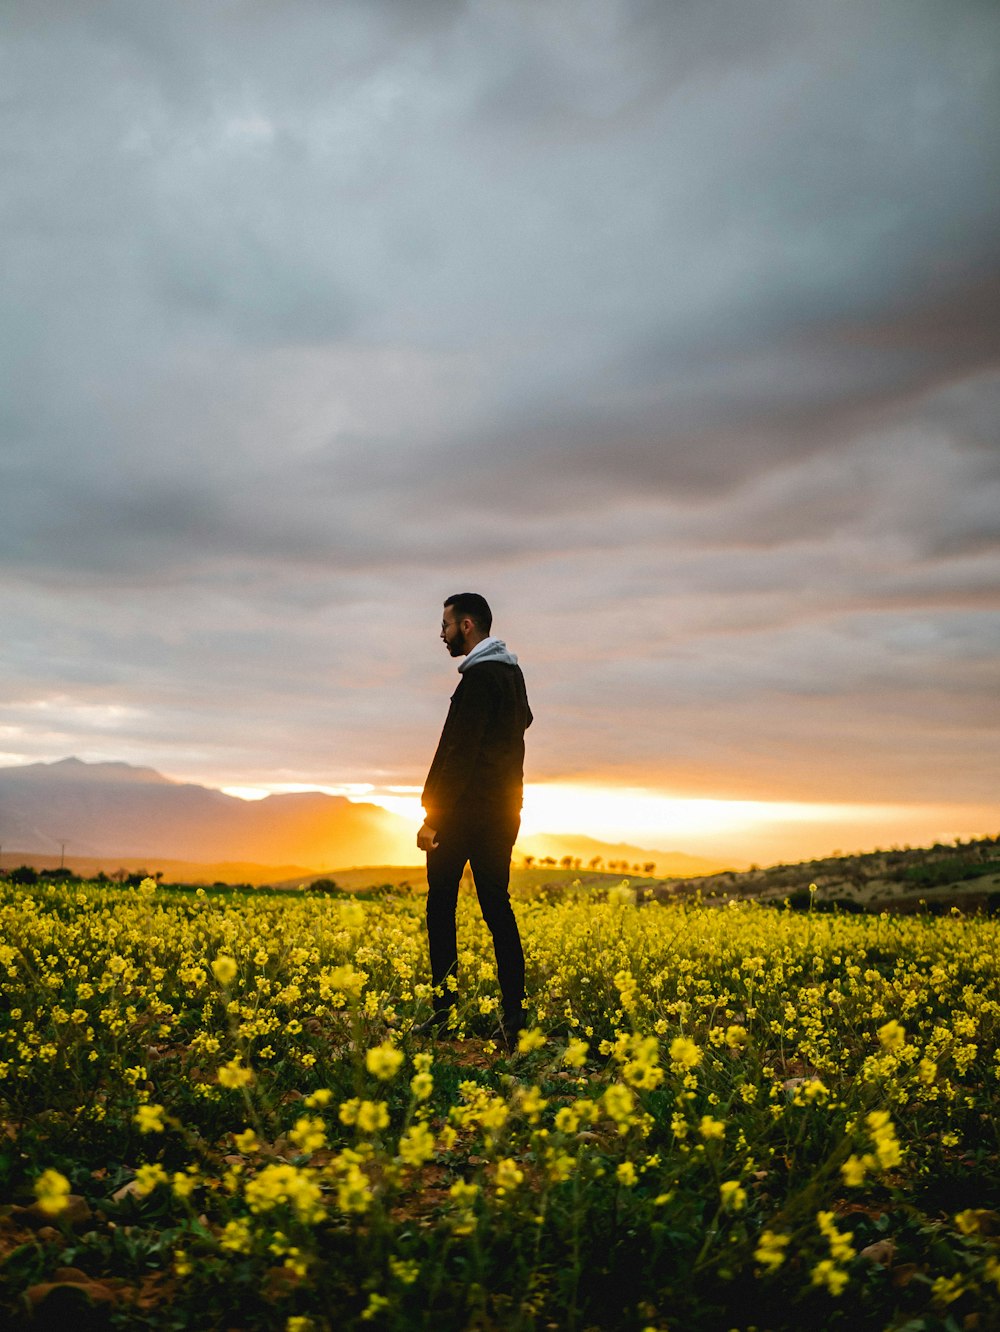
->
1 755 996 870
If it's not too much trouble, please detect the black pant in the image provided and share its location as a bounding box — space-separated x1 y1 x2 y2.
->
425 813 525 1030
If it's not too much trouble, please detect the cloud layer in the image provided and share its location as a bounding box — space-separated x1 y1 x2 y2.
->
2 0 998 844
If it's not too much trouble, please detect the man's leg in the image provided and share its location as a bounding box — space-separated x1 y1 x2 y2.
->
469 817 525 1035
425 831 469 1023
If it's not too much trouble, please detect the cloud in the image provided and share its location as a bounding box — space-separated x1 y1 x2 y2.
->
1 0 998 838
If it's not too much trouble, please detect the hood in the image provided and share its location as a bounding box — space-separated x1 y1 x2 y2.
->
458 636 519 672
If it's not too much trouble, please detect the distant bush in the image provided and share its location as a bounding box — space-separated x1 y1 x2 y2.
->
309 878 341 893
901 859 1000 890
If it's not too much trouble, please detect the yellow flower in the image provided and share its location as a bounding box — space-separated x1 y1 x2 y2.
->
172 1171 197 1199
954 1208 988 1235
931 1274 965 1306
817 1210 855 1263
698 1115 725 1141
245 1163 324 1222
289 1115 326 1154
365 1041 404 1081
669 1036 702 1069
517 1085 547 1123
211 955 238 985
410 1070 434 1101
866 1110 903 1170
398 1122 436 1167
812 1258 849 1296
133 1163 169 1197
877 1019 906 1052
336 1162 371 1214
233 1128 260 1153
495 1158 524 1193
840 1154 870 1188
554 1106 580 1134
754 1230 790 1272
33 1169 71 1216
133 1103 166 1134
517 1027 546 1054
217 1057 252 1089
616 1161 637 1187
220 1218 253 1253
389 1257 420 1285
603 1083 636 1130
562 1037 589 1068
719 1180 746 1211
449 1179 479 1205
340 1098 390 1134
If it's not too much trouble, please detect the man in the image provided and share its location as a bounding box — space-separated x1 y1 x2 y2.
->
416 592 532 1045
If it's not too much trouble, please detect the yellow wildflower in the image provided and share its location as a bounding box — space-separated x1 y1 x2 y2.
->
33 1169 71 1216
719 1180 746 1211
365 1041 404 1081
698 1115 726 1141
211 955 238 985
133 1163 169 1197
877 1019 906 1052
754 1230 790 1272
398 1122 436 1167
669 1036 702 1069
133 1103 166 1134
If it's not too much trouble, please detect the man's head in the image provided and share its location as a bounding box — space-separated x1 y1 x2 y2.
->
441 592 492 657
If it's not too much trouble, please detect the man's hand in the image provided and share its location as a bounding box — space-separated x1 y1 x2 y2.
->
417 822 439 852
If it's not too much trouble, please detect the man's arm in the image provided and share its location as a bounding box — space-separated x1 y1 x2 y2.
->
420 670 495 829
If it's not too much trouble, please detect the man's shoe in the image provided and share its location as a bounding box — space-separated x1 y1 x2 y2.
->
489 1022 522 1054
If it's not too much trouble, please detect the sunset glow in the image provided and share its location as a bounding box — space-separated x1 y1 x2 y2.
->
220 781 996 868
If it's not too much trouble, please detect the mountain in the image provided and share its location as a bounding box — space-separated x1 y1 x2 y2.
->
0 758 731 880
0 758 418 868
515 831 729 877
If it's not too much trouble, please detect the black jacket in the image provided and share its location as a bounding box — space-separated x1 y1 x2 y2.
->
421 661 533 827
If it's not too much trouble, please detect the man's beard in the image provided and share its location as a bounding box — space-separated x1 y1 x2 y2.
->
447 628 468 657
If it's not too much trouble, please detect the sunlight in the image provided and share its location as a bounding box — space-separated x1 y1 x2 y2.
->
219 779 984 864
516 785 851 844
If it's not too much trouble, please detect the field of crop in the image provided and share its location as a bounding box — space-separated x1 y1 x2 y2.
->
1 877 999 1331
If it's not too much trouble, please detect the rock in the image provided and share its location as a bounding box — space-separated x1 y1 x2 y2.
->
111 1180 142 1202
15 1195 93 1230
860 1238 896 1266
24 1277 116 1310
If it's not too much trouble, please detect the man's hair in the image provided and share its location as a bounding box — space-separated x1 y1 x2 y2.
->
444 592 493 634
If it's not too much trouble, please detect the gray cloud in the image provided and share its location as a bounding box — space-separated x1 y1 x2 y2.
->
1 0 998 837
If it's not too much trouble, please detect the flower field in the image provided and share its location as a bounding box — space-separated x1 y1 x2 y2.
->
1 876 999 1330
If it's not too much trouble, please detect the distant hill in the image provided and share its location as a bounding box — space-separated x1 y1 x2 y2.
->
515 831 728 877
0 757 729 882
657 834 1000 913
0 757 419 868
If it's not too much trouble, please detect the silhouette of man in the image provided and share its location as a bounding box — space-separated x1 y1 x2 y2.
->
417 593 532 1044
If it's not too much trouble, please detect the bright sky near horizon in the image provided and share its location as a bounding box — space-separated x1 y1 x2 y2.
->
2 1 999 865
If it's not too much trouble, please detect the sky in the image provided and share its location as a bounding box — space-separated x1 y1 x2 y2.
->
2 0 999 866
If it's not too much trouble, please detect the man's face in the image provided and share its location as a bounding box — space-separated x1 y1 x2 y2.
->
440 606 469 657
